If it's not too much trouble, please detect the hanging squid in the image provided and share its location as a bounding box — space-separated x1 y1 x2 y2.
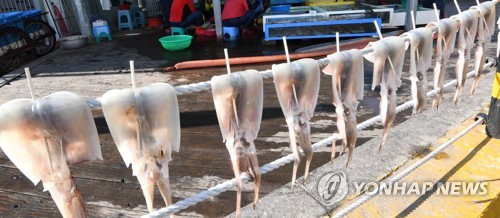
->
450 9 480 104
425 18 459 109
401 27 433 114
0 92 102 218
272 58 320 187
100 83 180 213
322 49 364 167
211 70 263 218
363 36 406 151
470 1 496 95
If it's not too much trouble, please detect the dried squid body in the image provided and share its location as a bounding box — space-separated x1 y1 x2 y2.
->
323 49 364 166
402 28 433 113
101 83 180 213
272 58 320 186
211 70 263 217
451 10 480 104
0 91 102 218
364 36 406 151
426 18 459 109
470 2 496 95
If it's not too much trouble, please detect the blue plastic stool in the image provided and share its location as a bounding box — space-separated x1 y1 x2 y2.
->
92 25 112 42
118 10 137 30
171 27 187 35
223 27 239 41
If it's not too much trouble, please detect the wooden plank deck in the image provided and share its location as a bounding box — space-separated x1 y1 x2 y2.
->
0 55 424 217
0 62 346 217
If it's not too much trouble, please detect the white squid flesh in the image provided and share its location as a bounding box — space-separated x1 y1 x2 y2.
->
470 2 496 95
272 58 320 187
100 83 180 213
426 18 459 109
323 49 364 167
401 28 433 114
363 36 406 151
0 91 102 218
211 70 263 217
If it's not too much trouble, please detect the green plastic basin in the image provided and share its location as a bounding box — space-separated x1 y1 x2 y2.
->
158 35 193 51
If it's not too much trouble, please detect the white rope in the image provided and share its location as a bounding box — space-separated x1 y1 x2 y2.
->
143 60 493 217
81 4 491 216
332 116 486 218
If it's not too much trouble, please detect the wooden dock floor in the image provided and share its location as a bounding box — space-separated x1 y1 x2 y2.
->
0 53 470 217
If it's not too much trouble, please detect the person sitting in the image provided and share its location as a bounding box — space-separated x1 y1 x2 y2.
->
161 0 173 31
200 0 214 23
169 0 205 35
221 0 262 34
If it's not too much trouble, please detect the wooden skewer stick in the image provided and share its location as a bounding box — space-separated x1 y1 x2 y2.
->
433 3 440 22
454 0 462 13
373 21 397 76
224 48 231 75
497 32 500 57
24 68 35 100
410 11 420 63
224 48 240 128
373 20 384 40
410 11 416 30
129 60 143 152
335 32 342 96
25 67 55 172
130 60 137 90
282 36 300 107
282 36 291 63
336 32 340 53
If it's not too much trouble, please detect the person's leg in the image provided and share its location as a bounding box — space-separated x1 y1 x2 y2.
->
179 11 205 35
436 0 445 19
222 17 243 27
183 10 204 26
241 10 255 28
161 0 173 27
422 0 432 8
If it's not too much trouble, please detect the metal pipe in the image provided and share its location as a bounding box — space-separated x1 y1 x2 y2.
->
404 0 418 31
213 0 223 42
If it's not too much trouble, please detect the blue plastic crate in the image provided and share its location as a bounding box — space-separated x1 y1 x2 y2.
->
21 10 42 20
0 12 23 28
270 0 305 6
264 17 382 40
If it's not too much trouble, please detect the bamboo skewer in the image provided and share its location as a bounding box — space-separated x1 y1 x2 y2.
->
224 48 240 128
282 36 300 107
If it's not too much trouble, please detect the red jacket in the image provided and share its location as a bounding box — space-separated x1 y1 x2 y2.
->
222 0 248 20
170 0 195 22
